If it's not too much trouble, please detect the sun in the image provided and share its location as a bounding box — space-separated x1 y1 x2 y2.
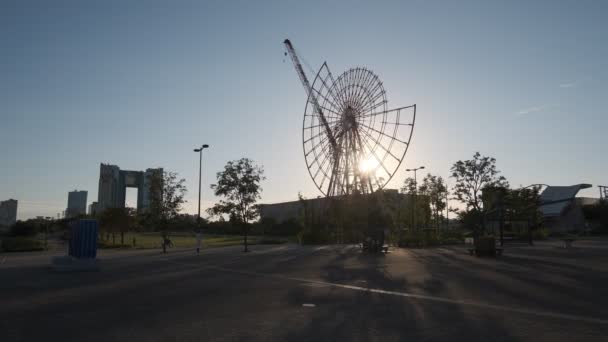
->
358 156 379 174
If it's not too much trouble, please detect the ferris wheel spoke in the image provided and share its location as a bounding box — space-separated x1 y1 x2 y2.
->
381 122 413 126
316 62 346 112
354 70 373 106
304 118 341 131
358 122 409 147
303 128 331 144
346 70 361 106
360 104 416 118
356 131 393 177
308 139 333 168
312 154 332 182
311 149 334 186
310 87 342 117
359 127 404 163
305 136 328 157
317 71 347 113
358 98 387 117
348 71 364 107
358 91 386 114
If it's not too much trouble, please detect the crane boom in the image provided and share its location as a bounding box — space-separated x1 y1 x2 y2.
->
284 39 338 150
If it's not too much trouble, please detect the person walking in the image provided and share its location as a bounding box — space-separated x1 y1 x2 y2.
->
195 230 203 255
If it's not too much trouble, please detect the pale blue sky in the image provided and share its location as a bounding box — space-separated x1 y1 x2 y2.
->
1 0 607 219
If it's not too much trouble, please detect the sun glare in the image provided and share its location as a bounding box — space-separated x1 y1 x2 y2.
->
358 156 379 173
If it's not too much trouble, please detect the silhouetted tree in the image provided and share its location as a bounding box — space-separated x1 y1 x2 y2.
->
147 170 188 252
208 158 265 252
99 207 135 245
506 186 542 244
400 177 432 230
451 152 508 235
419 174 449 230
583 200 608 232
400 177 417 195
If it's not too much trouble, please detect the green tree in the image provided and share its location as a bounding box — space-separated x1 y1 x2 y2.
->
451 152 508 235
147 170 188 252
208 158 265 252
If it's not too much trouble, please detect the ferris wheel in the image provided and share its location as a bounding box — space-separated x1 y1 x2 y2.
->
284 39 416 197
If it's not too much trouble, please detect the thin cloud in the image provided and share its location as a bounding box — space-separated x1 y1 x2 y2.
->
516 104 557 116
559 77 589 88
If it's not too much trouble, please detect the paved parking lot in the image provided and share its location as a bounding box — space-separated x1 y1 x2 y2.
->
1 240 607 341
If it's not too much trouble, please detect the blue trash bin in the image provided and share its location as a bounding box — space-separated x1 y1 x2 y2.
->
69 219 98 259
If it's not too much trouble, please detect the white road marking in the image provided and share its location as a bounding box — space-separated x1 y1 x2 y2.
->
302 303 316 307
211 266 608 325
302 283 329 288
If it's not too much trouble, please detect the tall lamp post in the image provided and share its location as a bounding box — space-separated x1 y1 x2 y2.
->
405 166 425 230
193 144 210 227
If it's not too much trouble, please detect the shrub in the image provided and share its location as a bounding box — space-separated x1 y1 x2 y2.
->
9 221 40 236
1 237 44 252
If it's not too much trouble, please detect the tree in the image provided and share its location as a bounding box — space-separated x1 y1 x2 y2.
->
146 170 188 252
583 200 608 233
451 152 508 235
400 177 417 195
208 158 265 252
99 207 135 245
419 174 449 230
505 186 541 245
9 219 40 237
399 177 432 230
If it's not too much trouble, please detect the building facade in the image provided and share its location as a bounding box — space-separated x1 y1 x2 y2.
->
539 184 597 233
66 190 87 218
0 199 18 226
259 189 420 226
97 163 163 212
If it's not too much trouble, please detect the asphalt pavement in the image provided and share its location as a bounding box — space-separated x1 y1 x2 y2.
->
1 240 607 341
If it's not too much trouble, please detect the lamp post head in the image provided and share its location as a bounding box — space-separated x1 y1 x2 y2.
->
202 144 210 149
194 148 201 152
406 166 424 172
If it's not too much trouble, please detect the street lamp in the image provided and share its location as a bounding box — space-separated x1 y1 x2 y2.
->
405 166 425 230
193 144 210 226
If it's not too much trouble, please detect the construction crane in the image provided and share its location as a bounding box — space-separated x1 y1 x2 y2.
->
283 39 338 151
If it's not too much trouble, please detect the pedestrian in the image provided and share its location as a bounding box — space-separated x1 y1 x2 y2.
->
195 230 203 255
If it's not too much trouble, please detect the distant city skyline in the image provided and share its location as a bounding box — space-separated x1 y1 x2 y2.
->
2 1 607 219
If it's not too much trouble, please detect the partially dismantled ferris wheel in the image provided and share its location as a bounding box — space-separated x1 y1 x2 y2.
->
284 39 416 197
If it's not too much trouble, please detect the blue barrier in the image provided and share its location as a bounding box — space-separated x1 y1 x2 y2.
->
69 219 98 259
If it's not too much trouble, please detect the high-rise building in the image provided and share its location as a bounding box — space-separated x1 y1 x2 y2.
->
66 190 87 218
88 202 99 216
0 199 18 226
97 163 163 213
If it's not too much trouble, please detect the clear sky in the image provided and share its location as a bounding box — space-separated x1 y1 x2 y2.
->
2 0 607 219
